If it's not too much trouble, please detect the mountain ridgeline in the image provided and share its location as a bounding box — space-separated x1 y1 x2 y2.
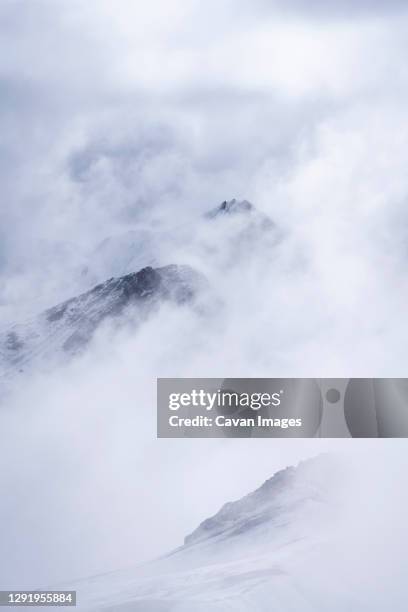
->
0 200 274 376
0 264 205 374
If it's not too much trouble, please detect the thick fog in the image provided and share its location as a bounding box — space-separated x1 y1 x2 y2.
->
1 0 408 598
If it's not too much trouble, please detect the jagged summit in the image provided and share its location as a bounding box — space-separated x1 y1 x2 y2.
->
205 198 275 230
206 198 254 217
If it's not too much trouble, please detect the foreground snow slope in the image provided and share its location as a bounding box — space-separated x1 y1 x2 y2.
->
60 455 349 611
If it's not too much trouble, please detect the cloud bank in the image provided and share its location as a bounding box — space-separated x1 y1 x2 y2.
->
1 0 408 593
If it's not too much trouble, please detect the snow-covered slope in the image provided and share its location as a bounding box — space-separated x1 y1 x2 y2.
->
61 455 345 611
0 264 206 377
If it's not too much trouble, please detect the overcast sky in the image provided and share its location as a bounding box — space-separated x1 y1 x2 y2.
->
2 0 408 323
1 0 408 592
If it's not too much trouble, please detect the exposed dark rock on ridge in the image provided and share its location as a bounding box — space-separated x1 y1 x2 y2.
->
45 264 200 326
205 198 275 230
206 198 254 217
0 264 205 373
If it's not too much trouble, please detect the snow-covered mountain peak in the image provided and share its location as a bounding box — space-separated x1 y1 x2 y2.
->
207 198 254 216
205 199 274 227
